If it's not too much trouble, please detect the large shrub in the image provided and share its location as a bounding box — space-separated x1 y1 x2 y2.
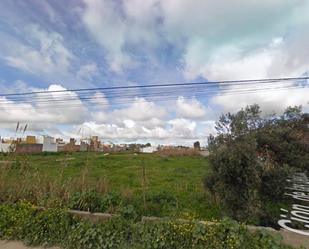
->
204 105 308 223
205 136 262 221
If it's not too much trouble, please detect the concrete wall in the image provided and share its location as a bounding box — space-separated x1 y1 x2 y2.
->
15 144 43 153
58 144 80 152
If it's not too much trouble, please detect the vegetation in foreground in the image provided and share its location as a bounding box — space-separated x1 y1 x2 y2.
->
0 202 295 249
205 105 309 226
0 152 219 220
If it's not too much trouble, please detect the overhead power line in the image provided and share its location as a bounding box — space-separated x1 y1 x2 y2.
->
0 80 298 104
0 85 305 110
0 76 307 110
0 76 308 97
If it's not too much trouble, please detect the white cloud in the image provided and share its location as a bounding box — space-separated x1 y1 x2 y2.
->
4 25 73 76
184 43 273 80
76 117 198 142
1 81 306 143
176 96 207 119
123 119 135 129
81 0 160 72
90 111 108 123
184 32 309 81
168 118 197 138
211 85 309 115
82 0 130 72
110 97 166 122
0 84 87 130
0 80 37 94
79 0 309 80
172 0 309 80
90 92 109 109
77 63 98 80
139 118 165 129
0 84 205 143
200 120 216 137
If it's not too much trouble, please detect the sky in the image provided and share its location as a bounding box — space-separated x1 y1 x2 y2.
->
0 0 308 145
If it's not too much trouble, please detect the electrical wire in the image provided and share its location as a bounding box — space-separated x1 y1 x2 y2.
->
0 82 307 110
0 77 305 105
0 76 307 98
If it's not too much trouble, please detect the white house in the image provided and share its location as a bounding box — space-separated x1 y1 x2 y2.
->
0 142 12 153
141 146 158 153
42 136 58 152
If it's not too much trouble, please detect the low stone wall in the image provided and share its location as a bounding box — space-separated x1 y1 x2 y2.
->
68 210 309 248
67 210 119 222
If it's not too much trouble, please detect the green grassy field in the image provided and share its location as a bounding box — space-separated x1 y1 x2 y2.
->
0 152 220 220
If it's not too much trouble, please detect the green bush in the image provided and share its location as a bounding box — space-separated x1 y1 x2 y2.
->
101 192 122 212
205 136 262 221
22 208 73 247
147 191 177 206
145 191 178 216
68 191 104 212
0 202 34 239
134 219 292 249
119 204 138 220
67 191 122 213
260 163 290 201
0 203 294 249
67 219 131 249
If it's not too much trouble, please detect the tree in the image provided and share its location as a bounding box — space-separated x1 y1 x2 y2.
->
204 104 308 223
205 135 262 220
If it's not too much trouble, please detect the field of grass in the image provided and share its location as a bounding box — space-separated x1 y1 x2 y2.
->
0 152 220 220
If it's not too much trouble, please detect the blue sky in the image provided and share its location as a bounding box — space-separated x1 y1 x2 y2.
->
0 0 308 145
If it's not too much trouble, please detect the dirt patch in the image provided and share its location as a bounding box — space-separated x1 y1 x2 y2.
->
0 241 60 249
0 161 14 164
55 157 75 162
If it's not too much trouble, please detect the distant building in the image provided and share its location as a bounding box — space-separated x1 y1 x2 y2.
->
102 144 112 153
42 136 57 152
193 141 201 151
90 136 102 152
25 135 36 144
80 141 88 152
16 143 43 153
58 138 80 152
91 136 99 142
0 141 13 153
141 146 158 153
56 138 65 151
56 138 65 144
